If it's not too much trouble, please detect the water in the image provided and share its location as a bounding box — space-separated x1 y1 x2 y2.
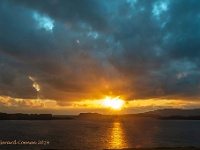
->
0 118 200 150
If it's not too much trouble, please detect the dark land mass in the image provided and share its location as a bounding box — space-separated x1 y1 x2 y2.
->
158 116 200 120
139 108 200 117
136 108 200 120
76 109 200 120
1 108 200 120
0 112 74 120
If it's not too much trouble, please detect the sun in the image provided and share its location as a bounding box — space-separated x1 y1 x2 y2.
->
103 96 124 110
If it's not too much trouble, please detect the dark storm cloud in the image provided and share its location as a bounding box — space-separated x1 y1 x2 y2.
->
1 0 200 103
107 0 200 100
11 0 109 31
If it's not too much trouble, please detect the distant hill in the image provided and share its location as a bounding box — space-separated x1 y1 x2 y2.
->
0 113 74 120
140 108 200 117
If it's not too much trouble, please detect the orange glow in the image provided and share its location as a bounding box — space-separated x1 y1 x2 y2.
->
2 94 200 115
103 96 124 110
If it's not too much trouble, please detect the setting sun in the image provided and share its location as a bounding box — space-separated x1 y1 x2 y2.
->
103 97 125 110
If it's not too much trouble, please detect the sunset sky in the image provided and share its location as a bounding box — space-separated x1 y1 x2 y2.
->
1 0 200 115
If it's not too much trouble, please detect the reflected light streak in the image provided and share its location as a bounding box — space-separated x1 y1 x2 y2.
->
109 122 128 149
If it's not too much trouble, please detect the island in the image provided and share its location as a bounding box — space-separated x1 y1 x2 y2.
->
1 109 200 120
0 112 74 120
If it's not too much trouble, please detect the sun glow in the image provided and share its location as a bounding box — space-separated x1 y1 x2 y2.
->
103 97 124 110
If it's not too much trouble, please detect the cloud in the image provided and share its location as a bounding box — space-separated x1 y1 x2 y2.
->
11 0 109 32
1 0 200 105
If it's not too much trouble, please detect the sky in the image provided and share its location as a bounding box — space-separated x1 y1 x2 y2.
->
1 0 200 115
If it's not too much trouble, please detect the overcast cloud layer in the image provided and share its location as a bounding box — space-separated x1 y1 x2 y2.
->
1 0 200 105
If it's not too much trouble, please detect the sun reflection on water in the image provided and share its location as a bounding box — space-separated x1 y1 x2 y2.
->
108 122 129 149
